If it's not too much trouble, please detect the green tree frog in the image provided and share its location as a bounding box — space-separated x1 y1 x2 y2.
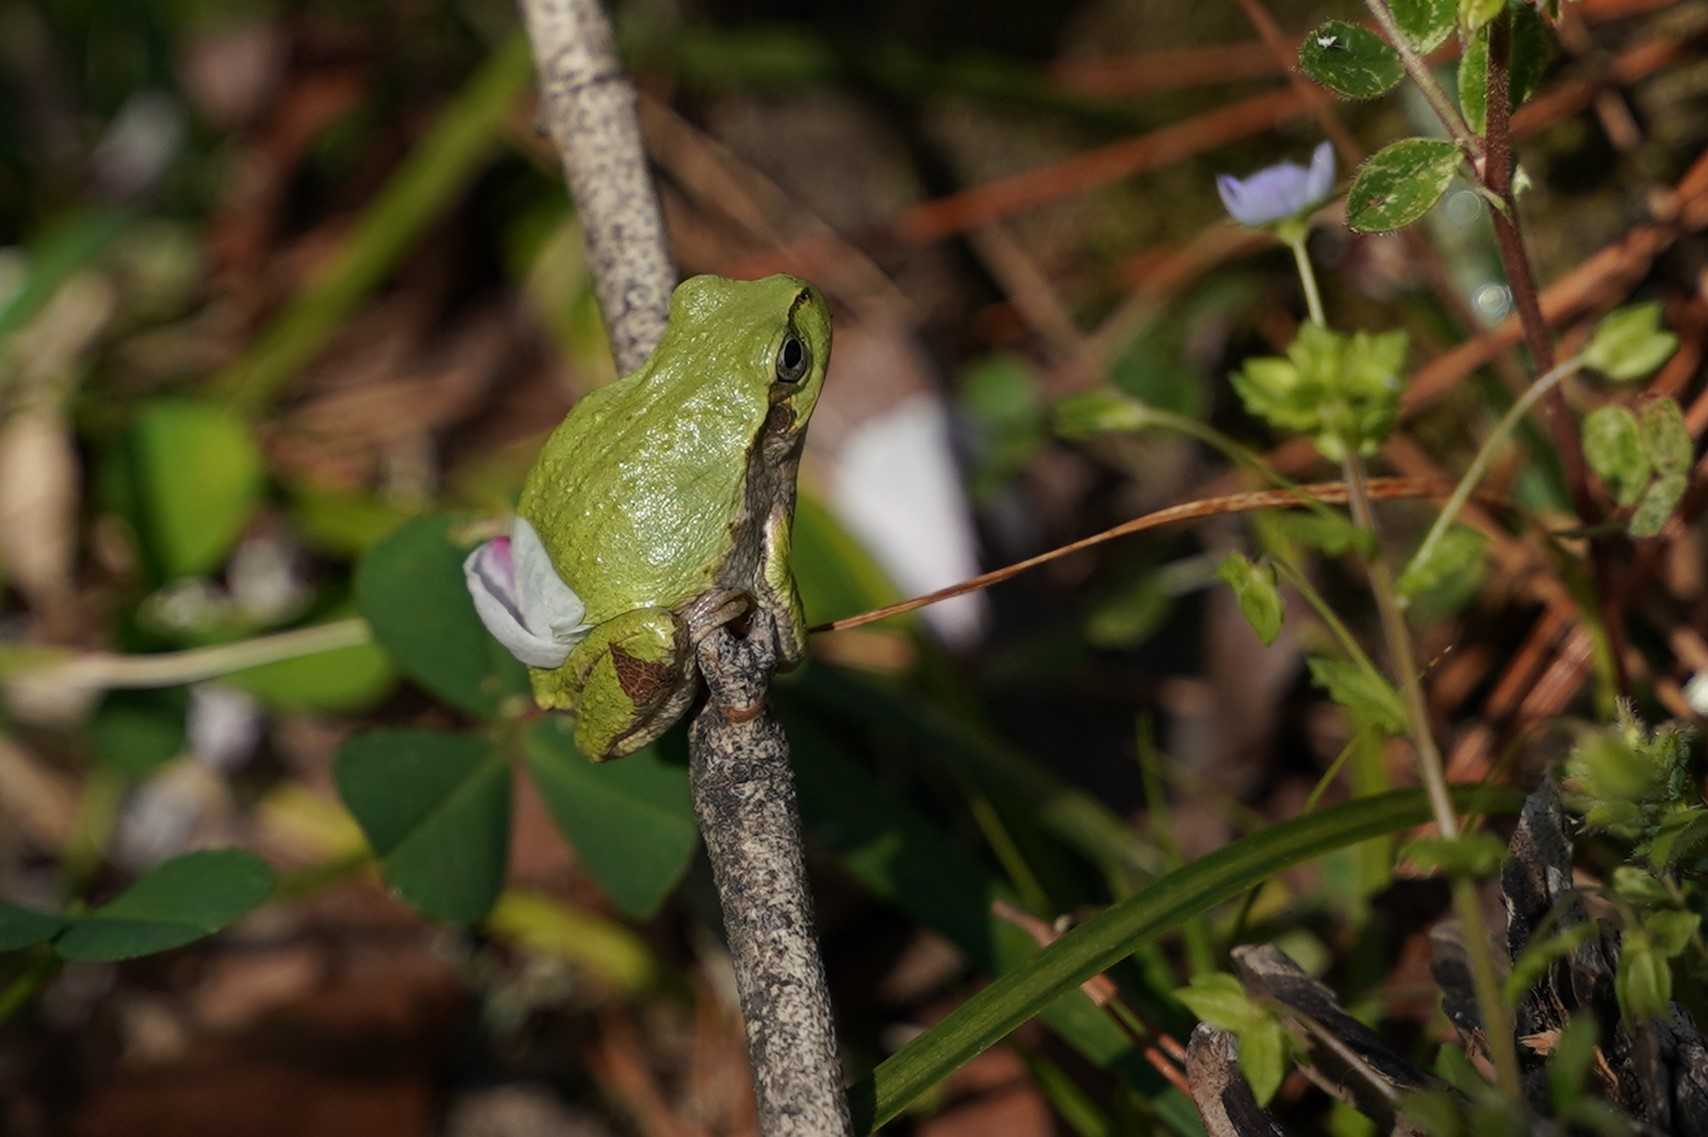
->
465 274 831 760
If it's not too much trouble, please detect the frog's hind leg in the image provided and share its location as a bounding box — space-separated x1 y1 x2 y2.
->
563 608 695 761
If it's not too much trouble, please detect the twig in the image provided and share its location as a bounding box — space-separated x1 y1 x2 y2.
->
690 612 852 1137
517 0 674 373
515 7 847 1132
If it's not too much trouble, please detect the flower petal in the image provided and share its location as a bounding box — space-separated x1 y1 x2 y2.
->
511 517 590 645
1304 141 1336 209
464 535 574 669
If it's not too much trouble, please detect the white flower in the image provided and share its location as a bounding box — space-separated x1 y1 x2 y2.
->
464 517 589 669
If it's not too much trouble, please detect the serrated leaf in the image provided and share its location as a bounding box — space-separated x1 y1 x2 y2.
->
1629 472 1685 539
335 729 510 923
1217 554 1283 646
54 850 274 961
1639 397 1692 476
1307 656 1408 735
523 718 698 920
1391 0 1456 52
1582 405 1650 507
355 515 529 718
1347 138 1462 233
127 400 265 579
0 902 66 952
1584 302 1678 381
1299 20 1404 100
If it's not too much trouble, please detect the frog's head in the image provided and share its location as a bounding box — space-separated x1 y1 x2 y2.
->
669 273 831 458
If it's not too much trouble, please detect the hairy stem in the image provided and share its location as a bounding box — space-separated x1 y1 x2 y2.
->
1363 0 1482 162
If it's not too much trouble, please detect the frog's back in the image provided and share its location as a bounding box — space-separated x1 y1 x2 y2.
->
519 277 792 621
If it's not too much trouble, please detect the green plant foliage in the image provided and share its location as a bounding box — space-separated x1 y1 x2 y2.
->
1346 138 1462 233
792 493 905 631
1298 21 1404 101
1642 397 1693 476
1052 390 1153 439
1459 0 1504 34
335 729 511 923
89 690 187 778
36 850 274 962
1174 972 1288 1102
959 355 1046 499
847 786 1522 1133
1390 0 1456 51
224 633 397 713
1584 302 1679 381
1505 923 1595 1005
1563 704 1703 868
1403 833 1505 878
126 399 265 579
1398 525 1485 602
1583 405 1650 506
1084 572 1172 649
0 903 67 951
355 514 529 718
1628 471 1687 539
1456 7 1551 136
1217 553 1283 646
1231 323 1407 459
523 719 698 920
1307 656 1408 736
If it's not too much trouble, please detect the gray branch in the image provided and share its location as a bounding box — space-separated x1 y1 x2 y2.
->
690 611 852 1137
517 0 674 373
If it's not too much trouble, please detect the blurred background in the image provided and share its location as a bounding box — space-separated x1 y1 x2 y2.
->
1 0 1705 1134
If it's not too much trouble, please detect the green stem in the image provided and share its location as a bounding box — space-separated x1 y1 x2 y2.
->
1269 556 1383 684
24 618 371 692
0 953 61 1024
1287 235 1326 328
1341 450 1524 1099
1407 355 1584 580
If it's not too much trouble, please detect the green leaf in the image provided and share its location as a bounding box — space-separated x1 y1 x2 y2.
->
1616 931 1671 1019
335 729 510 923
90 690 187 779
54 850 274 962
1346 138 1463 233
127 400 265 579
1505 923 1594 1005
1298 21 1404 100
523 718 698 920
1240 1018 1288 1105
355 515 529 718
1053 390 1153 440
1458 27 1489 136
1611 866 1672 905
793 492 904 632
1458 9 1551 135
1217 554 1283 646
1084 573 1172 649
847 786 1522 1133
1639 397 1692 477
0 902 66 952
1549 1016 1598 1112
1401 1089 1463 1137
1460 0 1503 34
1307 657 1408 735
1644 910 1700 958
1629 472 1686 539
225 633 396 713
1584 302 1678 381
1399 526 1485 600
1390 0 1456 51
1582 405 1650 507
1175 973 1263 1032
1403 833 1506 877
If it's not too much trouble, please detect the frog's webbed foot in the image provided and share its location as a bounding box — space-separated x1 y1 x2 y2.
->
695 606 780 723
563 608 696 761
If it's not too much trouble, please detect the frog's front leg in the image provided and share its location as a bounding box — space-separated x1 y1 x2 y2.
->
755 502 807 669
536 608 695 761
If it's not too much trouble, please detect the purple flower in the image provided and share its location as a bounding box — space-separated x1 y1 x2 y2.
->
464 517 589 668
1216 142 1336 227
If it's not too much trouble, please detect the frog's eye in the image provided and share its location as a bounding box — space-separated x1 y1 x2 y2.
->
775 332 810 384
